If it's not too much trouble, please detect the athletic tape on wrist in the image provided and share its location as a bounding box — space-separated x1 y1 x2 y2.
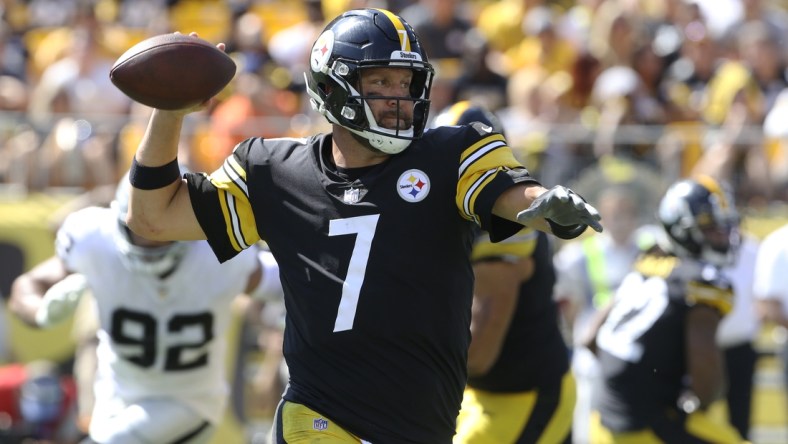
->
129 157 181 190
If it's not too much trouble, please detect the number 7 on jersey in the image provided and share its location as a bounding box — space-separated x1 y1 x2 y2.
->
329 214 380 332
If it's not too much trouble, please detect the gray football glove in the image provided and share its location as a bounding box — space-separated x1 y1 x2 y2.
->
516 186 603 237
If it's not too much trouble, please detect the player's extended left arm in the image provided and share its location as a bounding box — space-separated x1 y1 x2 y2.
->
493 183 603 239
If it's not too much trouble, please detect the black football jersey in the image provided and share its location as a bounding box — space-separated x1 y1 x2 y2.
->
595 253 733 433
467 229 570 392
185 125 538 442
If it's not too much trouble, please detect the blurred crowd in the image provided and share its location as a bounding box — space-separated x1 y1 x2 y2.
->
1 0 788 442
0 0 785 209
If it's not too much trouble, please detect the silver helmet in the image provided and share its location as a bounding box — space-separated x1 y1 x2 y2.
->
111 169 188 275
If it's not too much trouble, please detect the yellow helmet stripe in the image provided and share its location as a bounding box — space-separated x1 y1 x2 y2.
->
695 174 729 209
376 9 411 52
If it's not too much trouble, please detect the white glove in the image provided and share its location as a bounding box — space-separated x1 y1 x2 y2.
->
516 186 603 235
35 274 89 327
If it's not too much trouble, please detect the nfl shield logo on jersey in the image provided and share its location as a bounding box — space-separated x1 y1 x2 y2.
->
313 418 328 431
343 187 361 204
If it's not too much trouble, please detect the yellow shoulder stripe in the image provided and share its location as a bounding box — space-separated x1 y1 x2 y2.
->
634 255 678 278
458 134 513 175
457 134 523 221
207 159 260 252
686 281 733 315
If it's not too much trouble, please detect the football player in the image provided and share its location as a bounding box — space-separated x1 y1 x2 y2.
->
433 101 575 444
8 172 284 444
753 222 788 416
125 8 602 443
584 176 744 443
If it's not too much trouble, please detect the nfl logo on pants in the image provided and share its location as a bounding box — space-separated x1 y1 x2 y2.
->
313 418 328 431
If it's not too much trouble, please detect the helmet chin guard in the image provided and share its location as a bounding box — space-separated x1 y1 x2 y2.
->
305 8 434 155
113 224 188 276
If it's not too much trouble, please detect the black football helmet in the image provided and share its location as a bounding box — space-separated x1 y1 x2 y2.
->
430 100 505 136
657 175 740 266
305 8 434 154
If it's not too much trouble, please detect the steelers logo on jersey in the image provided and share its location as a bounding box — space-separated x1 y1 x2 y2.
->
397 169 430 202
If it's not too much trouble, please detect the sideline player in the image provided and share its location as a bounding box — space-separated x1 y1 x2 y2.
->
585 176 744 443
433 101 575 443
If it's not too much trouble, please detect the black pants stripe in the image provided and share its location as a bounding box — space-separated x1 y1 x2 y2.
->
170 420 211 444
517 381 571 444
272 398 286 443
723 341 757 440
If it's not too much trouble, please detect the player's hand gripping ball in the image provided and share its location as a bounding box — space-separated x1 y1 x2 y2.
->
110 33 236 110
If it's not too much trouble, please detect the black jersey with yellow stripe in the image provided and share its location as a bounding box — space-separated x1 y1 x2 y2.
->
595 252 733 433
467 228 570 392
185 124 538 442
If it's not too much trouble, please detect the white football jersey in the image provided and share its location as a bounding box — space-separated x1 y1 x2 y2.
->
56 207 260 424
